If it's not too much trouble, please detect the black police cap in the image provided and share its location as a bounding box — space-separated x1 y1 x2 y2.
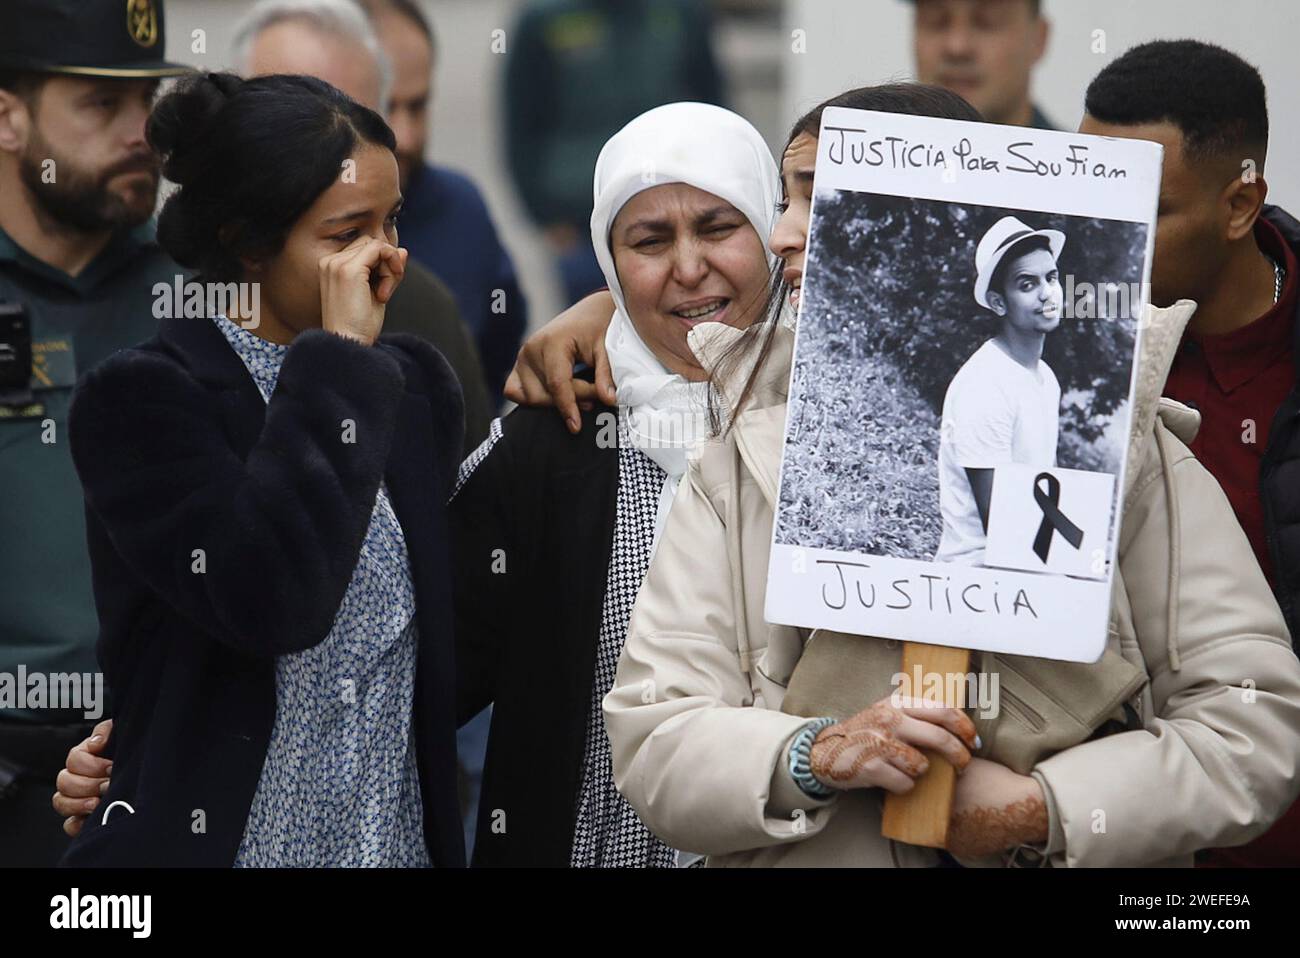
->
0 0 192 78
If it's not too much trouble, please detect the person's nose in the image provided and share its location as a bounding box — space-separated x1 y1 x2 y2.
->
116 85 156 151
769 209 804 261
941 22 976 61
671 239 709 288
121 97 151 151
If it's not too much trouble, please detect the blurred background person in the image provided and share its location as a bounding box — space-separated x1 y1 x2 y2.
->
0 0 191 867
230 0 493 446
362 0 529 403
504 0 726 307
908 0 1054 128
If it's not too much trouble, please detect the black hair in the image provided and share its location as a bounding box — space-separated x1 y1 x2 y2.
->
708 83 983 433
788 82 982 147
987 234 1052 304
148 71 397 282
1084 39 1268 170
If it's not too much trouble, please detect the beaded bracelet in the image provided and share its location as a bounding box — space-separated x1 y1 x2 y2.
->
788 717 837 799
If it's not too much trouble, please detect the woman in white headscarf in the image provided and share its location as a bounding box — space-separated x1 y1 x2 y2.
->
445 101 781 867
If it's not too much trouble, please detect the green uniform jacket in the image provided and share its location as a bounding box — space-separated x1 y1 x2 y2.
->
0 224 173 721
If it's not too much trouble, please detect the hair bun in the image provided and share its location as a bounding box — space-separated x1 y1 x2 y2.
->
147 72 245 186
152 71 395 284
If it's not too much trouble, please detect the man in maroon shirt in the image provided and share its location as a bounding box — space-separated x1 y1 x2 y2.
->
1082 40 1300 866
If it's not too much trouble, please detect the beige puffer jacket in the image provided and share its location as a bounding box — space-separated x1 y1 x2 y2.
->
603 301 1300 867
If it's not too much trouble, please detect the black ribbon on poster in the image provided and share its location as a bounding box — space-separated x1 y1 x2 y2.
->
1031 471 1083 563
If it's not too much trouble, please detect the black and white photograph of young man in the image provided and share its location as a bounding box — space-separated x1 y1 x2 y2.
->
774 192 1147 564
936 216 1066 565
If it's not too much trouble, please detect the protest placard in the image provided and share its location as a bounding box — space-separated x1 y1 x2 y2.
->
766 107 1163 665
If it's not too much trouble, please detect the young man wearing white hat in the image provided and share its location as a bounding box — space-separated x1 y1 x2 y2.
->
935 215 1066 564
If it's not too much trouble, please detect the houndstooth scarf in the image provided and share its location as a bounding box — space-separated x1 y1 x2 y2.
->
569 420 681 868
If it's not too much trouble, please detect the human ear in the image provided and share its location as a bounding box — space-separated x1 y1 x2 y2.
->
1221 167 1267 243
987 290 1007 316
0 90 32 154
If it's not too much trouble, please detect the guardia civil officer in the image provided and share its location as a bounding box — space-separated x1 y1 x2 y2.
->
0 0 191 866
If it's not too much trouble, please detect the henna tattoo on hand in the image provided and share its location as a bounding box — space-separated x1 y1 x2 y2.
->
947 793 1049 859
810 701 923 785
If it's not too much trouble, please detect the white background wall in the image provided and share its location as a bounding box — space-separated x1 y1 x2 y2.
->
783 0 1300 208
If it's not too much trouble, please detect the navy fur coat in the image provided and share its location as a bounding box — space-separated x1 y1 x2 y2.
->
62 314 465 867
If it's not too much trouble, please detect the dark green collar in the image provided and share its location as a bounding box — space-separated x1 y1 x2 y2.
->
0 221 159 297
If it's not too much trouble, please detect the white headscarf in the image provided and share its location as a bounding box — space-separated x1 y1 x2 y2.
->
590 101 781 546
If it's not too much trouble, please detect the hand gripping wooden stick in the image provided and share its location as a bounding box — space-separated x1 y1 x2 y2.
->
881 642 971 848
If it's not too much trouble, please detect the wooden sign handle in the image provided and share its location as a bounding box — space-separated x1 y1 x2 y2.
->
880 642 971 848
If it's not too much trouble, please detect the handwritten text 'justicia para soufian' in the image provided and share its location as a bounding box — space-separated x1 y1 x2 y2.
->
824 126 1130 180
